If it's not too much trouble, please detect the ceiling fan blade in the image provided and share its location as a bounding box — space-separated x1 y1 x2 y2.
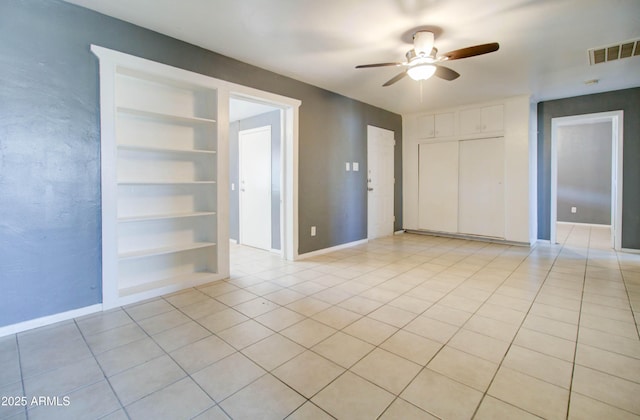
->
434 65 460 81
355 62 403 69
443 42 499 60
383 71 408 87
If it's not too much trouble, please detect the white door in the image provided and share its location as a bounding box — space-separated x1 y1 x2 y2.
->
239 126 271 250
458 137 505 238
418 142 459 232
367 125 395 239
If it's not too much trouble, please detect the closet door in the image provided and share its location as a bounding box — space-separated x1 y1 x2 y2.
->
418 142 459 232
458 138 505 238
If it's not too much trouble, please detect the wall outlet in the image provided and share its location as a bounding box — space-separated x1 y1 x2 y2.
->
352 162 359 171
571 206 577 214
311 226 316 236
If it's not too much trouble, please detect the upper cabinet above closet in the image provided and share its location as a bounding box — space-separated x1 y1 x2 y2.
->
417 112 455 138
459 104 504 136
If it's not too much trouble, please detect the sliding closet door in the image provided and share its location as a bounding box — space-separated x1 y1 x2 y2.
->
458 137 505 238
418 142 459 232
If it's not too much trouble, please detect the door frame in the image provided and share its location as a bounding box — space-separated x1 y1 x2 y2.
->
239 125 272 251
367 125 395 240
228 90 300 260
550 110 623 249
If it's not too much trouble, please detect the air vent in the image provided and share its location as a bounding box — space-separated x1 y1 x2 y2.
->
589 39 640 65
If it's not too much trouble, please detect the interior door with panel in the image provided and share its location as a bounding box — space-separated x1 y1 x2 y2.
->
239 126 272 250
367 125 395 239
458 137 505 238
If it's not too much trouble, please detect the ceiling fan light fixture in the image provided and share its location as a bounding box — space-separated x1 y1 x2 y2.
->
407 63 436 81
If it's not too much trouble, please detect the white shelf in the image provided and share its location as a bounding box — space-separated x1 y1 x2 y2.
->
118 106 216 125
117 181 216 186
118 211 216 223
119 272 217 297
118 144 217 155
119 242 216 260
94 45 226 311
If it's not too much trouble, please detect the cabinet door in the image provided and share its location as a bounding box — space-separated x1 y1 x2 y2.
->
434 112 454 137
418 142 459 232
459 108 482 135
417 114 435 138
458 137 505 238
481 104 504 132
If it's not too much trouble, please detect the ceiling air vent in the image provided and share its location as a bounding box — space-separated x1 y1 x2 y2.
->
589 39 640 65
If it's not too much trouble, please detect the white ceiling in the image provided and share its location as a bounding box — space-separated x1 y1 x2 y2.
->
65 0 640 115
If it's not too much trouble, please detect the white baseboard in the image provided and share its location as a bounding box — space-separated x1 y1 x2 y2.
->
296 239 368 260
556 222 611 228
0 304 103 338
621 248 640 254
394 230 405 235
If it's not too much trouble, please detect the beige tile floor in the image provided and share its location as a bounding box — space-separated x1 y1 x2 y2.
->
2 227 640 419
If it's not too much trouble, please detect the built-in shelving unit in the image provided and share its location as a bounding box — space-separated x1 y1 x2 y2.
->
93 45 229 309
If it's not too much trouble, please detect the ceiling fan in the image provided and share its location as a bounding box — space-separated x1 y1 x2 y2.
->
356 31 499 87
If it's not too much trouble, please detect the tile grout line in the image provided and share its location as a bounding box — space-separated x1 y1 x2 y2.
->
563 227 590 420
469 240 567 419
72 316 133 420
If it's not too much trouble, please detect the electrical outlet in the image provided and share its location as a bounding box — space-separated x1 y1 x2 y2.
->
311 226 316 236
352 162 359 171
571 207 577 214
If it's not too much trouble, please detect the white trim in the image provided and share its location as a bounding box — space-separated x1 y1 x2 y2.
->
296 239 368 260
0 304 103 338
550 111 623 250
394 230 405 235
556 221 612 228
621 248 640 254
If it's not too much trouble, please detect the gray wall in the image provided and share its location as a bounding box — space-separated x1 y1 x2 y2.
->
0 0 402 327
557 122 612 224
229 110 282 250
538 87 640 248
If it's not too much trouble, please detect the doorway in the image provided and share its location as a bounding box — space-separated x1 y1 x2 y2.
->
227 89 300 262
550 111 623 249
367 125 395 239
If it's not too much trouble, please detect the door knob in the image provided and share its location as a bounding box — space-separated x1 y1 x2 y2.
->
368 188 374 191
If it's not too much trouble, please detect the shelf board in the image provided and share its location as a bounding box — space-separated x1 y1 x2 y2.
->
119 272 218 297
118 144 216 155
117 106 216 125
119 242 216 260
117 181 216 186
118 211 216 223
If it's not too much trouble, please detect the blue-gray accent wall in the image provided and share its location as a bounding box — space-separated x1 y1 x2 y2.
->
537 87 640 248
0 0 402 327
556 122 612 225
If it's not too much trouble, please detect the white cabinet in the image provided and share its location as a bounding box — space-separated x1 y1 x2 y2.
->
93 46 228 309
459 104 504 135
404 96 533 244
417 112 454 138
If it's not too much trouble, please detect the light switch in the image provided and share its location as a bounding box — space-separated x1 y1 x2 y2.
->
345 162 351 171
571 207 577 214
352 162 359 171
231 183 235 191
